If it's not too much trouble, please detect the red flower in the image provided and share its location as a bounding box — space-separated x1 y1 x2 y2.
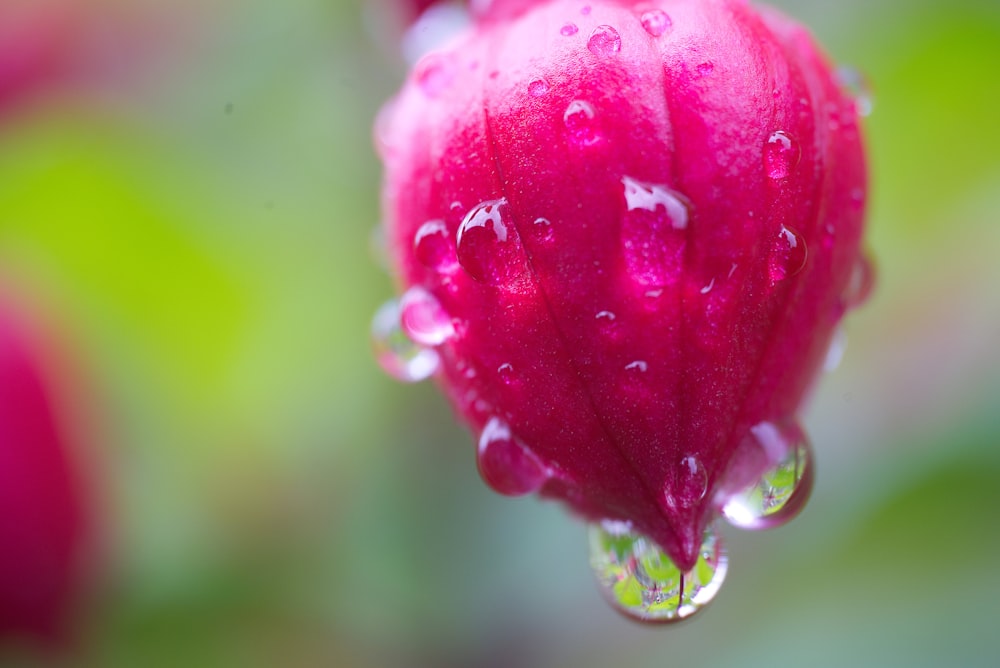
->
374 0 869 621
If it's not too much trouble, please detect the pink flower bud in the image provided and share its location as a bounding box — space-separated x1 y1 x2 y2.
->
374 0 869 621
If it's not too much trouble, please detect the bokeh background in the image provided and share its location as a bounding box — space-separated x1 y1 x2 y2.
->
1 0 998 665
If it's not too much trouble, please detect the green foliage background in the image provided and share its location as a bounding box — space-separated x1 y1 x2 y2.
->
1 0 998 665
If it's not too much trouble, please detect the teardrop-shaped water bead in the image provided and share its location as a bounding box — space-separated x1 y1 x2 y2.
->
399 286 455 346
588 521 727 624
371 298 439 382
476 417 550 496
722 424 814 530
456 198 528 286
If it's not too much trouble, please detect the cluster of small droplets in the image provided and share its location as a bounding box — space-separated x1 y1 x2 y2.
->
589 521 728 623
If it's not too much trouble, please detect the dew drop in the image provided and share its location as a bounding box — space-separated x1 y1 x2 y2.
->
837 66 873 117
823 327 848 372
415 52 455 98
664 456 707 511
496 361 515 384
639 9 672 36
399 286 455 346
560 22 579 36
413 219 458 272
563 100 600 146
477 417 549 496
763 130 800 180
532 216 555 244
528 78 549 97
721 421 813 530
371 298 439 382
587 25 622 57
456 198 526 286
595 310 616 322
621 176 690 286
589 521 727 623
768 225 807 284
625 360 647 373
842 253 875 309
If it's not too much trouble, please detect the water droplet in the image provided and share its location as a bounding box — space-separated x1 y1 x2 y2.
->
621 176 690 286
722 422 813 530
763 130 800 180
371 298 439 382
399 286 455 346
842 253 875 309
564 100 600 146
837 66 873 117
639 9 672 36
477 417 549 496
580 5 592 15
823 327 848 372
416 52 455 98
768 225 807 284
700 277 715 294
531 216 555 244
664 456 707 510
497 362 515 384
456 198 526 286
528 78 549 97
587 25 622 57
413 219 458 272
560 23 579 36
696 61 714 76
589 521 727 623
596 310 616 322
625 360 647 372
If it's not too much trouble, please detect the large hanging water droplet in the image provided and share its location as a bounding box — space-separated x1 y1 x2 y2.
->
456 198 526 286
768 224 807 284
620 176 690 286
371 298 439 382
564 100 600 146
639 9 672 36
399 286 455 346
413 219 458 273
722 422 814 530
587 25 622 56
836 66 873 117
764 130 800 180
589 521 727 624
477 417 550 496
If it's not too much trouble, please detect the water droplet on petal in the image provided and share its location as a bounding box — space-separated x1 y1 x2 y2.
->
621 176 690 286
836 66 873 117
768 225 807 284
595 310 616 322
497 362 515 384
477 417 549 496
560 22 579 36
528 78 550 97
639 9 672 36
764 130 800 180
371 299 439 382
587 25 622 56
625 360 647 372
399 286 455 346
842 253 875 309
589 521 727 623
413 219 458 273
823 327 848 372
696 61 714 76
415 52 455 98
456 198 526 286
532 216 554 243
722 422 813 530
564 100 600 146
664 456 707 510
